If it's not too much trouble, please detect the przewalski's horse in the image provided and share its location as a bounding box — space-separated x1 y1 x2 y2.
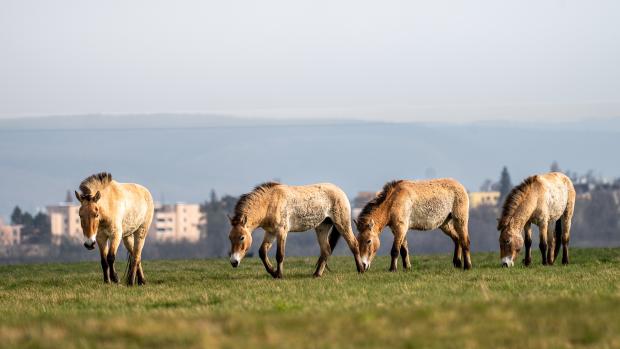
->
75 172 154 285
498 172 575 267
355 179 472 272
228 182 364 278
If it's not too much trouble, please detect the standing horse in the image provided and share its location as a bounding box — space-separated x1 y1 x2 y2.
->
228 182 363 278
498 172 575 267
75 172 154 285
355 179 472 272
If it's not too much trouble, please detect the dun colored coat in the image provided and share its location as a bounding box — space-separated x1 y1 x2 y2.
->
75 172 154 285
355 179 472 271
498 172 575 267
228 182 363 278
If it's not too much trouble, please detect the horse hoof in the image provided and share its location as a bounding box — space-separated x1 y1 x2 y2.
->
453 260 462 268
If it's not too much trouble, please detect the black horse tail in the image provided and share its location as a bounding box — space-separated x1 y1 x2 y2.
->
329 225 341 253
123 250 133 283
553 219 563 261
321 225 342 272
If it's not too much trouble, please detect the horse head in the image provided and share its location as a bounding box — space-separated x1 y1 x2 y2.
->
75 190 102 250
228 214 252 268
355 218 380 271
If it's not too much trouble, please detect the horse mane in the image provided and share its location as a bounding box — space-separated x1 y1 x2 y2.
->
232 182 281 224
357 180 404 227
498 175 538 230
79 172 113 197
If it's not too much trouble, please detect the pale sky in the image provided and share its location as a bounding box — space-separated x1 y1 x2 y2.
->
1 0 619 122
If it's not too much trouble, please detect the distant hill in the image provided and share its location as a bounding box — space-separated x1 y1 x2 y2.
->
1 114 619 217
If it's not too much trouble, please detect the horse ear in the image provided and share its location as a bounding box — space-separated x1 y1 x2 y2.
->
240 215 247 226
369 219 375 230
227 214 233 224
352 219 358 227
92 191 101 203
74 191 83 203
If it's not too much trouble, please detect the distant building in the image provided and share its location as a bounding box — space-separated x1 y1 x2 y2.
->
149 203 204 243
0 218 21 246
46 202 81 245
469 191 500 208
46 199 205 244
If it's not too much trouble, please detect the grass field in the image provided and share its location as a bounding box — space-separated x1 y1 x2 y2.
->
1 248 620 349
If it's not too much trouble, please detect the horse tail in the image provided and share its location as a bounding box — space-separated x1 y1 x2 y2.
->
553 219 563 262
318 225 341 273
123 250 133 283
329 225 341 253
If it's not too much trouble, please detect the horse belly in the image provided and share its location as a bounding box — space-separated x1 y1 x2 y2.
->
288 210 328 232
286 196 330 232
409 198 452 231
122 206 148 236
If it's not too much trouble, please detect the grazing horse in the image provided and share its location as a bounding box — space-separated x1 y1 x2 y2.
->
228 182 364 278
498 172 575 267
355 179 472 272
75 172 154 285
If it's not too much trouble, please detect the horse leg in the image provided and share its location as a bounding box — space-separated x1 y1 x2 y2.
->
314 223 332 277
122 234 146 285
400 239 412 270
96 235 110 283
561 213 572 265
107 233 122 284
539 222 548 266
332 221 363 273
523 223 533 266
259 232 277 277
389 224 407 272
440 220 461 268
453 218 471 270
562 187 575 265
128 231 146 286
274 231 287 279
134 225 149 285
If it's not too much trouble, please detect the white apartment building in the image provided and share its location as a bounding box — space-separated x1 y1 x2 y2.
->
0 218 21 246
46 202 81 245
149 203 204 243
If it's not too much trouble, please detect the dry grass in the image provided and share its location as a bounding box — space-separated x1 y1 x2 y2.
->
1 248 620 348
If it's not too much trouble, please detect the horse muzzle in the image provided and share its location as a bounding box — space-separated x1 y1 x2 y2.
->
84 241 96 250
361 256 371 271
501 257 514 267
230 253 241 268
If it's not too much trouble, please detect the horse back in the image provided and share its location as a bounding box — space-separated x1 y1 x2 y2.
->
538 172 575 220
396 179 468 230
276 183 350 232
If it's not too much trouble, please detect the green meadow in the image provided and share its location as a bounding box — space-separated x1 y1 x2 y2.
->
1 248 620 349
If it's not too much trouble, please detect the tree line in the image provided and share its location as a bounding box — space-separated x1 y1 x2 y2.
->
3 162 619 262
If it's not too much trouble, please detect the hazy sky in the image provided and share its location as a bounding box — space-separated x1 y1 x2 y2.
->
1 1 619 122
